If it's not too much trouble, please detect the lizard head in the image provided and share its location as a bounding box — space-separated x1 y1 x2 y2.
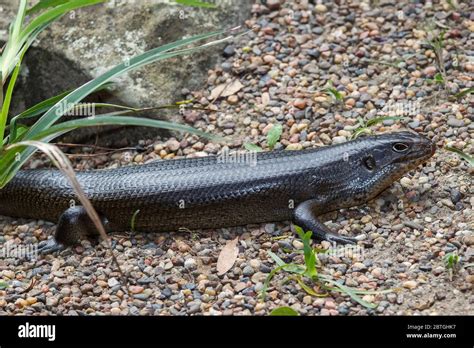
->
351 131 436 201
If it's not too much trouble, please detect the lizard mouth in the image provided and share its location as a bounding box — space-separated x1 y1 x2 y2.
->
410 137 436 163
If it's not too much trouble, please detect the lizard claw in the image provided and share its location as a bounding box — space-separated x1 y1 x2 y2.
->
325 233 357 245
38 239 65 254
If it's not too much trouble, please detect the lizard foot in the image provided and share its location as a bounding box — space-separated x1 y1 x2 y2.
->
38 239 65 254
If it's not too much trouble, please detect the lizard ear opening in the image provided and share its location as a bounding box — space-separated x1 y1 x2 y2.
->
363 155 376 170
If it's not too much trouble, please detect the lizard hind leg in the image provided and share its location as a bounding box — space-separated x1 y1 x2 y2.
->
38 206 109 254
293 200 357 245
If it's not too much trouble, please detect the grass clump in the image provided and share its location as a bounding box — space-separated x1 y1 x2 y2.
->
260 226 393 309
426 30 447 89
323 80 344 104
444 252 461 281
0 0 241 279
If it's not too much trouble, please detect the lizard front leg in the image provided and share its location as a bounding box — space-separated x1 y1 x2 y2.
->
293 200 357 244
38 206 109 254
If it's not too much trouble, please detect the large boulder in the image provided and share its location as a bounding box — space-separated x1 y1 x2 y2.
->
0 0 252 145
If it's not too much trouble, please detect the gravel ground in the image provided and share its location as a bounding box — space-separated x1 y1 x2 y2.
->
0 0 473 315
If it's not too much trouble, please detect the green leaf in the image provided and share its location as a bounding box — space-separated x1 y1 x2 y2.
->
445 147 474 167
0 281 8 290
443 252 460 269
267 251 305 274
351 127 372 139
24 29 232 140
283 264 306 274
1 1 104 82
454 87 474 99
244 143 263 152
324 87 343 102
7 82 115 144
267 124 282 150
12 0 28 41
290 275 327 297
351 116 404 140
27 0 70 14
20 1 105 46
267 250 286 267
8 124 29 144
260 265 285 301
174 0 217 8
294 226 317 279
434 72 444 84
365 116 403 127
0 50 25 141
130 209 140 233
0 28 238 188
13 82 114 121
322 80 343 102
319 275 377 309
30 115 220 142
269 306 299 316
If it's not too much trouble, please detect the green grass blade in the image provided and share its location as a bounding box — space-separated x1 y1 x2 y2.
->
0 281 8 290
20 1 105 45
13 82 114 121
14 90 72 120
8 82 114 144
454 87 474 99
267 251 305 274
445 146 474 167
27 0 70 14
365 116 403 127
267 124 282 150
174 0 217 8
267 250 286 267
290 275 327 297
294 226 317 278
351 127 372 139
12 0 27 41
2 1 101 81
244 143 263 152
0 52 25 141
130 209 141 233
0 0 27 84
319 275 377 309
7 124 28 144
260 265 286 301
30 115 222 142
23 28 235 140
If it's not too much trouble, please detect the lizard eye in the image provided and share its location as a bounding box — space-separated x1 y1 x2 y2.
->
363 155 376 170
392 142 409 153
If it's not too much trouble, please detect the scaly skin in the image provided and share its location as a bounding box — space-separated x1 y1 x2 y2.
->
0 131 435 252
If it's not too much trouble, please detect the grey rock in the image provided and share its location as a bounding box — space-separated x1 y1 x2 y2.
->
242 266 255 276
0 0 252 145
447 118 464 127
